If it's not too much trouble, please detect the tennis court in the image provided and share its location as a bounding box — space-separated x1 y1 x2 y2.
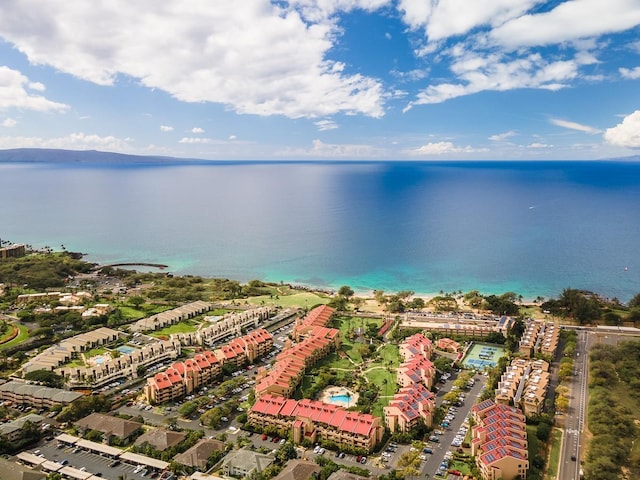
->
461 342 506 370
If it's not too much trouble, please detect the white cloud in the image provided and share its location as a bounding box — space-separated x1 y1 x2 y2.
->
550 118 601 134
288 0 390 22
160 125 174 132
0 2 385 119
527 142 552 148
229 135 237 141
489 130 516 141
178 137 212 144
406 52 579 107
299 139 385 158
620 66 640 79
604 110 640 148
0 132 132 150
490 0 640 49
314 119 338 131
2 118 17 127
0 66 69 112
191 127 204 134
409 141 484 155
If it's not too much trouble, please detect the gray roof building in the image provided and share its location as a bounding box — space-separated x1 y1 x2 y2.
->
221 448 274 478
173 439 225 469
134 427 186 450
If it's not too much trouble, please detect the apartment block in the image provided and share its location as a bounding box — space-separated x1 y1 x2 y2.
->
471 399 529 480
384 383 436 433
396 333 435 389
0 243 26 260
399 333 434 360
518 320 559 359
144 329 272 404
255 324 339 398
292 305 335 341
250 394 383 452
130 301 213 333
200 307 272 346
495 358 550 416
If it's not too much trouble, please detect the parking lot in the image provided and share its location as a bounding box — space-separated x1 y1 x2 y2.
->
30 439 160 479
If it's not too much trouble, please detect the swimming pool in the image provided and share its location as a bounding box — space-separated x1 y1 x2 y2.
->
330 394 352 404
117 345 136 354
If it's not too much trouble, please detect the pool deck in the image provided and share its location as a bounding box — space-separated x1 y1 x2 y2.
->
319 386 359 408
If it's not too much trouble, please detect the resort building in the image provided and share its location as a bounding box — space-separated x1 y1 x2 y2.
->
0 380 82 408
249 394 384 452
134 428 187 451
221 448 275 478
199 307 272 346
255 324 340 398
471 399 529 480
384 383 436 433
273 459 321 480
436 337 460 353
395 333 435 389
399 333 434 360
130 301 213 333
57 337 183 389
518 320 559 359
173 438 226 469
22 327 121 374
76 412 143 445
401 312 513 338
144 329 273 404
0 243 26 260
292 305 335 341
396 355 436 389
0 413 45 442
495 359 550 416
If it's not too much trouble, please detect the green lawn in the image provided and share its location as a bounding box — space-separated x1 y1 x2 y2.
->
545 428 563 480
247 292 331 309
84 347 108 357
450 460 473 475
150 321 199 337
0 323 30 350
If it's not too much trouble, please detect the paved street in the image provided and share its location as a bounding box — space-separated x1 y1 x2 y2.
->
558 329 588 480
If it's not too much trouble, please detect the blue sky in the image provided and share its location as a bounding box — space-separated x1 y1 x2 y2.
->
0 0 639 160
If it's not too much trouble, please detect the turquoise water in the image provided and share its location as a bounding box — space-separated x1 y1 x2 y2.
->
329 394 353 405
94 357 104 364
117 346 136 354
1 160 640 302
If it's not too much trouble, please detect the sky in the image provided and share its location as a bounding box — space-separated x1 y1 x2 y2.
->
1 0 640 161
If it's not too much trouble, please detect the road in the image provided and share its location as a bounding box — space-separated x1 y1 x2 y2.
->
558 329 588 480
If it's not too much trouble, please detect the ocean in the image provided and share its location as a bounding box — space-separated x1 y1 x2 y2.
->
1 160 639 302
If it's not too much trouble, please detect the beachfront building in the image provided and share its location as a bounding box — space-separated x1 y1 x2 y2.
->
249 394 384 452
384 383 436 433
130 301 213 333
292 305 335 341
471 399 529 480
518 320 559 359
144 329 273 404
0 243 26 260
0 380 82 408
255 324 340 398
495 359 550 417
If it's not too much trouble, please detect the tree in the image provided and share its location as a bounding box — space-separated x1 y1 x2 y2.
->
629 292 640 308
338 285 354 299
24 370 64 388
129 296 145 308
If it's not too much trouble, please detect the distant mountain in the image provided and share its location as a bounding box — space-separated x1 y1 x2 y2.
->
0 148 196 164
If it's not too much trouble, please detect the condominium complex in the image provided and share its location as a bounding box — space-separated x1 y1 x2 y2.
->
396 333 436 389
250 394 384 452
0 243 26 260
0 380 82 408
383 383 436 433
255 306 339 399
471 399 529 480
130 301 213 332
495 358 550 416
144 328 273 404
518 320 559 359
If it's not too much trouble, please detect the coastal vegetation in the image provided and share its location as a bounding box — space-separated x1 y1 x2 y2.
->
585 341 640 480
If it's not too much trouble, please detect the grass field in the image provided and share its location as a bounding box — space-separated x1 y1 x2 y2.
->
545 428 563 480
0 323 29 350
247 292 331 309
150 321 199 337
450 460 473 475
